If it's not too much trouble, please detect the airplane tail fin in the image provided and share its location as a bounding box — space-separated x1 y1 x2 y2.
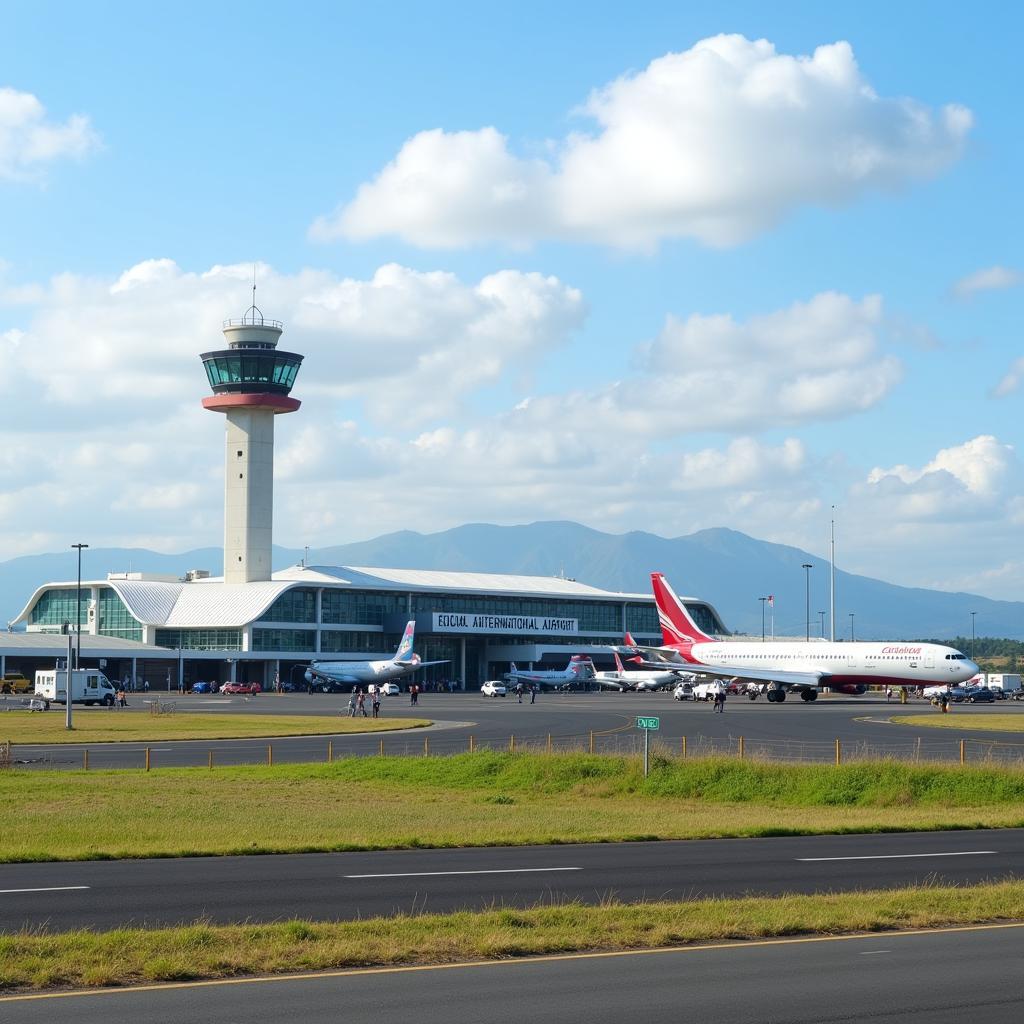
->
624 631 637 647
613 651 625 674
570 655 595 678
393 621 416 662
650 572 714 645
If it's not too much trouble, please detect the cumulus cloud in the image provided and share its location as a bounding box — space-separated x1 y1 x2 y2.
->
0 86 99 182
313 34 972 250
503 292 900 437
952 265 1023 300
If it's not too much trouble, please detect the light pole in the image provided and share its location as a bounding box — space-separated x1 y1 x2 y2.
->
72 543 88 670
802 563 813 642
819 610 826 638
971 611 977 662
849 613 855 642
62 619 73 730
759 597 767 641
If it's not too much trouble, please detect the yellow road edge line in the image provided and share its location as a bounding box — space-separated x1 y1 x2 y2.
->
4 920 1024 1003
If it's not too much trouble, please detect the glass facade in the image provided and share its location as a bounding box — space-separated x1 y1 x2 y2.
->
28 588 83 628
154 628 242 650
97 587 142 641
625 604 659 636
261 588 316 623
321 589 406 626
202 350 302 394
252 628 316 652
320 630 402 653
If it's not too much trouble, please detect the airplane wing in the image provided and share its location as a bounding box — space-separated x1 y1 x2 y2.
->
416 660 450 668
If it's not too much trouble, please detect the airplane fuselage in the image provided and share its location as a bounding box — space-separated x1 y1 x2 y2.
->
308 655 421 685
682 640 977 688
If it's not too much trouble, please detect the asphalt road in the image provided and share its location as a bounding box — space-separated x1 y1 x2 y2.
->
2 829 1022 932
3 923 1022 1023
10 691 1024 769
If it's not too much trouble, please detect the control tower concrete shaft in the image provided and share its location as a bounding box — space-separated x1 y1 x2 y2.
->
200 308 303 584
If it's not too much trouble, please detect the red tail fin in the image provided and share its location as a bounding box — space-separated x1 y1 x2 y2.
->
650 572 714 645
613 651 625 674
624 631 637 647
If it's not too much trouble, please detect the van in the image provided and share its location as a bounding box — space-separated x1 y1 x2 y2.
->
34 669 117 706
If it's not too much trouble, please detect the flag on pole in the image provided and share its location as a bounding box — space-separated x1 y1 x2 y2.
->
767 595 774 607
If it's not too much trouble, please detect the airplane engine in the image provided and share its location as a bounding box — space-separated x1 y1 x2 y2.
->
833 683 868 695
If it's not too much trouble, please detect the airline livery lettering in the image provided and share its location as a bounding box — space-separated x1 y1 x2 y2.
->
880 646 922 654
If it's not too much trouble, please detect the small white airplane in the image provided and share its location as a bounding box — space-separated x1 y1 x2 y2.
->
591 650 683 692
630 572 979 703
506 656 595 689
305 621 447 688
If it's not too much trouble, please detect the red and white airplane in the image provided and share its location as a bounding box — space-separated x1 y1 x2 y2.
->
506 656 595 689
630 572 979 703
591 650 685 692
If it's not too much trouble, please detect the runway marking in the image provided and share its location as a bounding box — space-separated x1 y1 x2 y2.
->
344 867 582 879
0 886 90 894
796 851 997 862
4 921 1024 1003
859 950 891 955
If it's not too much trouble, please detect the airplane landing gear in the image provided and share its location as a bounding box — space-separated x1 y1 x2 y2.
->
766 687 786 703
800 689 818 702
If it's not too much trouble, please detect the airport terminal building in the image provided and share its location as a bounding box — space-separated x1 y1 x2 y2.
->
11 566 727 690
5 306 728 690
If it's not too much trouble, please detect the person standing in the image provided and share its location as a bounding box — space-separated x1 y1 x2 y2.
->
347 692 357 717
530 683 536 704
410 684 419 706
356 690 367 717
372 692 381 719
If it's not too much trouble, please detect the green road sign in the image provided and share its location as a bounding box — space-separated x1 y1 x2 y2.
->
636 716 660 730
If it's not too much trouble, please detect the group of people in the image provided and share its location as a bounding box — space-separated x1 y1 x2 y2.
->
346 688 383 718
514 682 537 704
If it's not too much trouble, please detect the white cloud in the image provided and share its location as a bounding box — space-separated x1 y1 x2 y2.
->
994 357 1024 397
0 86 99 182
867 435 1014 498
952 265 1023 300
313 35 971 250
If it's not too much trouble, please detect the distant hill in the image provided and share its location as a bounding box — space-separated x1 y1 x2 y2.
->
3 522 1021 640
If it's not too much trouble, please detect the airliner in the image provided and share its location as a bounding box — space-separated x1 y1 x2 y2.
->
305 621 447 688
592 650 683 692
506 656 595 689
633 572 979 703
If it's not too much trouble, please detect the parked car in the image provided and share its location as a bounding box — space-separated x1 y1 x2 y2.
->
222 681 261 695
672 681 693 701
191 681 214 694
947 687 971 703
481 681 507 697
964 686 995 703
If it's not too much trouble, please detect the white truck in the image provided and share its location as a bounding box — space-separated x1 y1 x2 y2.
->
986 673 1021 695
34 668 117 706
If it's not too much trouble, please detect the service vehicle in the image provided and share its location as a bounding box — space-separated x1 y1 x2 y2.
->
34 668 117 706
693 680 726 701
481 681 507 697
986 673 1021 695
378 682 400 696
222 681 260 695
1 672 32 694
672 681 693 701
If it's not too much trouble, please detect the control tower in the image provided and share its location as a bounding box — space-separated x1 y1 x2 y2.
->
200 301 303 584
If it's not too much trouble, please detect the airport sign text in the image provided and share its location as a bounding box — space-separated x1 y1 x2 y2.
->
636 716 660 730
432 613 579 635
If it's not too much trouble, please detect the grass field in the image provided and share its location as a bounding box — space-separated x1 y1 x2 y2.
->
891 714 1024 733
4 754 1024 862
0 711 430 743
2 881 1023 991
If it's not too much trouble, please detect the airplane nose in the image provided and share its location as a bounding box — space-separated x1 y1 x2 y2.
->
963 660 980 679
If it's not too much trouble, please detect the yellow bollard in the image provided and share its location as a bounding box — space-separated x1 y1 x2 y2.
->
328 740 333 763
681 735 687 758
208 750 214 770
547 733 552 754
738 736 744 760
835 738 842 766
145 747 151 772
960 738 966 765
83 749 89 770
469 734 475 753
509 734 516 753
267 744 273 766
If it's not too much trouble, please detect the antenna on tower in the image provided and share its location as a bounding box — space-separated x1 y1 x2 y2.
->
245 263 264 325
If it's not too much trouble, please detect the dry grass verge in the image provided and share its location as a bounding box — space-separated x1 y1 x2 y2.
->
891 714 1024 733
1 882 1022 991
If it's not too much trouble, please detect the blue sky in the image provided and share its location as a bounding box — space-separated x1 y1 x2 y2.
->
0 1 1021 598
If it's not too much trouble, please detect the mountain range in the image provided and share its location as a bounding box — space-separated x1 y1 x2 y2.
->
3 521 1020 640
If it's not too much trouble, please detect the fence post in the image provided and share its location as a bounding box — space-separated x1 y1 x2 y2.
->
145 747 150 772
469 734 475 753
589 730 594 754
547 733 552 754
738 736 744 760
681 735 687 758
835 738 841 766
379 738 384 756
83 748 88 770
267 744 273 766
208 750 214 770
328 740 333 763
960 738 966 765
424 736 429 756
510 734 516 753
